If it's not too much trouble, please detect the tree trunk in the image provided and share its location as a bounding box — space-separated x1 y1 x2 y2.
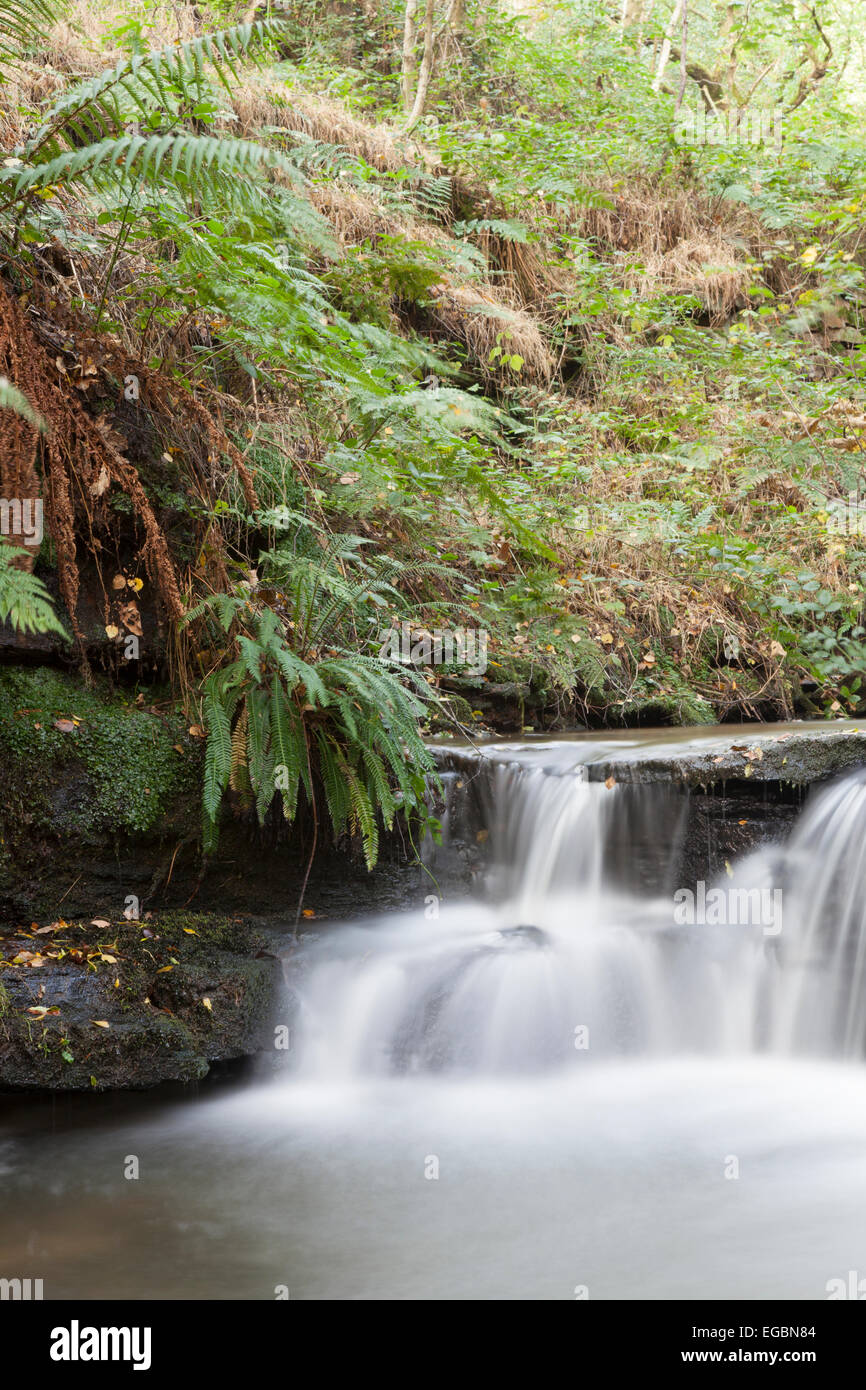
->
652 0 685 93
404 0 436 133
401 0 419 114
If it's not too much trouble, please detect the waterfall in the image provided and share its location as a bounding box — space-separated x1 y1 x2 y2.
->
290 750 866 1076
9 737 866 1301
771 769 866 1056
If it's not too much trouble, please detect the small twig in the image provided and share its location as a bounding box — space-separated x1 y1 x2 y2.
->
57 872 83 906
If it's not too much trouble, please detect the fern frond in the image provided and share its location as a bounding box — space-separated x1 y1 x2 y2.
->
8 133 307 199
0 550 67 637
0 0 60 79
0 376 46 430
30 21 286 148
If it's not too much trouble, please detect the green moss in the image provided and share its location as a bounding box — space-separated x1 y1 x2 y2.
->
0 667 199 843
0 980 10 1018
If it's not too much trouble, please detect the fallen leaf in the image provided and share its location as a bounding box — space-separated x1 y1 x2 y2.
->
202 998 213 1012
90 1020 110 1028
90 918 110 929
476 828 489 843
53 718 75 733
604 776 616 790
105 624 119 640
118 601 143 637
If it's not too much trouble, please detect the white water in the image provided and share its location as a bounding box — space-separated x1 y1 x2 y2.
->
6 744 866 1299
294 762 866 1074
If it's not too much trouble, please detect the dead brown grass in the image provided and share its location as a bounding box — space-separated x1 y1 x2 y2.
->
625 236 753 323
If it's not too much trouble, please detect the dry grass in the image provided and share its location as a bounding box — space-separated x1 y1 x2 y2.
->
624 236 754 323
428 281 553 384
307 181 451 252
309 182 553 383
231 78 427 174
575 183 756 322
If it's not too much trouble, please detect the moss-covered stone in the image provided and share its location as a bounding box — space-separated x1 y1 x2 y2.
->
0 666 199 841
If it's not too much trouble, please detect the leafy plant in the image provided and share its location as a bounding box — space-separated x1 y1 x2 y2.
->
186 535 441 873
0 549 67 637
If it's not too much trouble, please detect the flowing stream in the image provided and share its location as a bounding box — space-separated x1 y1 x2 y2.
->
4 732 866 1299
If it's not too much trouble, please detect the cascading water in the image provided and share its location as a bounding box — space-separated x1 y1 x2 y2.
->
7 738 866 1299
293 753 861 1075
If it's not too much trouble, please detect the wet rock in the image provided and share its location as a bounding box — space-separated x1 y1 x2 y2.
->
583 728 866 787
0 913 281 1091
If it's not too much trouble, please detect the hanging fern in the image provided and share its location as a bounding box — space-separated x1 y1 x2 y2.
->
186 538 441 868
0 549 67 638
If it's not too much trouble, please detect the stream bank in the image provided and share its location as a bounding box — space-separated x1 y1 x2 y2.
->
3 664 866 1091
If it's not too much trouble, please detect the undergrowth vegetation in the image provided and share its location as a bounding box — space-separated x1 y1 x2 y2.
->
2 0 866 863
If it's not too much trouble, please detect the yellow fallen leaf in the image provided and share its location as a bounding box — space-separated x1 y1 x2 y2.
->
130 577 144 592
90 918 110 929
156 965 173 973
105 624 119 639
90 1020 110 1028
100 953 117 964
182 928 199 935
202 997 213 1012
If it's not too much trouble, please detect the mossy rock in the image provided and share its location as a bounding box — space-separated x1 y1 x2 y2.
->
0 667 199 842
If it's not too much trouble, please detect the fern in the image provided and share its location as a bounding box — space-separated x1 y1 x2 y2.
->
29 21 285 150
0 0 60 80
186 538 440 864
0 376 46 431
0 549 67 637
7 133 307 200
